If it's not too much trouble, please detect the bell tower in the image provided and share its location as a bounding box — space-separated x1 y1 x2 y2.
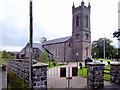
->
72 1 91 61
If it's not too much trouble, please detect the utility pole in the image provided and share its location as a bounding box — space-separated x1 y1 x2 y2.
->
104 34 105 61
29 0 33 88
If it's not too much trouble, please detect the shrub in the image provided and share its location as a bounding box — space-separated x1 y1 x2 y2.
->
79 62 82 69
40 49 48 63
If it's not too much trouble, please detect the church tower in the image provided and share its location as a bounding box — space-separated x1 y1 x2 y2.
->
72 1 91 61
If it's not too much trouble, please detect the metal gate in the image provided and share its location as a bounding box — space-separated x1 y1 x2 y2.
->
47 64 87 88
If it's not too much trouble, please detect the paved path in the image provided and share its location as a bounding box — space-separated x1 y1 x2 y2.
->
47 62 120 88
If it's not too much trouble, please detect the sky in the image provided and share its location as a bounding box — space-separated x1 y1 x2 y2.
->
0 0 119 52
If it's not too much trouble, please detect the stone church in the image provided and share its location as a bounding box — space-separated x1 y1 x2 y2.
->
18 1 91 62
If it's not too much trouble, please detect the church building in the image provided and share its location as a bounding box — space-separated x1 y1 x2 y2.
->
18 1 91 62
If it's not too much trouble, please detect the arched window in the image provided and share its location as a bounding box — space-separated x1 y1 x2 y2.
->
86 47 88 57
85 15 88 28
76 16 79 27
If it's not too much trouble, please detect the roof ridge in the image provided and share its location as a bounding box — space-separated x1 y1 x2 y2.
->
42 36 71 45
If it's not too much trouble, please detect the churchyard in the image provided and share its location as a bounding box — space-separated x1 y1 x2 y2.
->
0 58 120 89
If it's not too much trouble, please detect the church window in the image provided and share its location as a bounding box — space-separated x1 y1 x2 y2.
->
85 34 89 40
56 50 57 56
86 47 88 57
69 43 72 47
58 51 60 56
75 34 79 39
85 15 88 28
76 16 79 27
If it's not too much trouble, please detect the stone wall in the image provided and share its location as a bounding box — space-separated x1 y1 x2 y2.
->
7 59 48 88
44 43 65 62
110 64 120 83
87 63 104 89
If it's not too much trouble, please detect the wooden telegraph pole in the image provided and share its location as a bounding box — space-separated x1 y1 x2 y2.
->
29 0 33 88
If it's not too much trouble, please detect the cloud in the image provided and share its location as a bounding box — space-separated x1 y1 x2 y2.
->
0 0 119 51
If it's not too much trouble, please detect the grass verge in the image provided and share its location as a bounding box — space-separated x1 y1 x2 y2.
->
38 62 62 69
92 58 111 61
78 65 110 80
7 70 28 89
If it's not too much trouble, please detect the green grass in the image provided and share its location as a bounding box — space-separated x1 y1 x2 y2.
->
7 70 28 89
0 59 7 66
38 61 62 69
78 67 87 77
104 65 110 80
92 58 111 61
46 62 62 69
78 65 111 80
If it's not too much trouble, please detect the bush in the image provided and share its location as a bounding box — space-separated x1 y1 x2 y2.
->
79 63 82 69
50 55 55 62
40 49 48 63
107 61 110 65
53 62 56 66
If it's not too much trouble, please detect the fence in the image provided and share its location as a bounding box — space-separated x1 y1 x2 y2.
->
7 59 48 88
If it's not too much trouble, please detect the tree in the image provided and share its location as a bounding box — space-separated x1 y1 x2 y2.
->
113 29 120 39
40 49 48 63
113 29 120 60
40 37 47 43
50 55 55 62
92 38 117 59
2 51 15 59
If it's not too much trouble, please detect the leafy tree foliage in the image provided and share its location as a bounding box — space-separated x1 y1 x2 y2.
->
92 38 118 59
113 29 120 39
40 49 48 63
2 51 16 59
40 37 47 43
50 55 55 62
113 29 120 60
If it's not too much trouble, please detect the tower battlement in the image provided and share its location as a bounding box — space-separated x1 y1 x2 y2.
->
72 1 91 14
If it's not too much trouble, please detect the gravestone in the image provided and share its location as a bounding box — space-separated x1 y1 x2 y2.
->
87 62 104 89
110 63 120 83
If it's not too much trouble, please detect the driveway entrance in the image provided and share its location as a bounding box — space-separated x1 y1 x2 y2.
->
47 63 87 88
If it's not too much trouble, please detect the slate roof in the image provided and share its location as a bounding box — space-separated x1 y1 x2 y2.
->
33 43 43 52
18 47 25 54
42 36 71 45
18 43 43 54
18 36 71 55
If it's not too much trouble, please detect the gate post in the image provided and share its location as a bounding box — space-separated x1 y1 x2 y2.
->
0 65 7 89
32 63 48 89
110 63 120 83
87 62 104 89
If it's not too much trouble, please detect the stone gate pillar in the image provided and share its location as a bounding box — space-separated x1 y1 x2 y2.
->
87 62 104 89
0 65 7 89
110 63 120 83
32 63 48 89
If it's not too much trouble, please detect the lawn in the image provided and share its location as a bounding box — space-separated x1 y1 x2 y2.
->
38 61 62 69
104 65 110 80
92 58 111 61
46 62 62 69
78 65 110 80
78 67 87 77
